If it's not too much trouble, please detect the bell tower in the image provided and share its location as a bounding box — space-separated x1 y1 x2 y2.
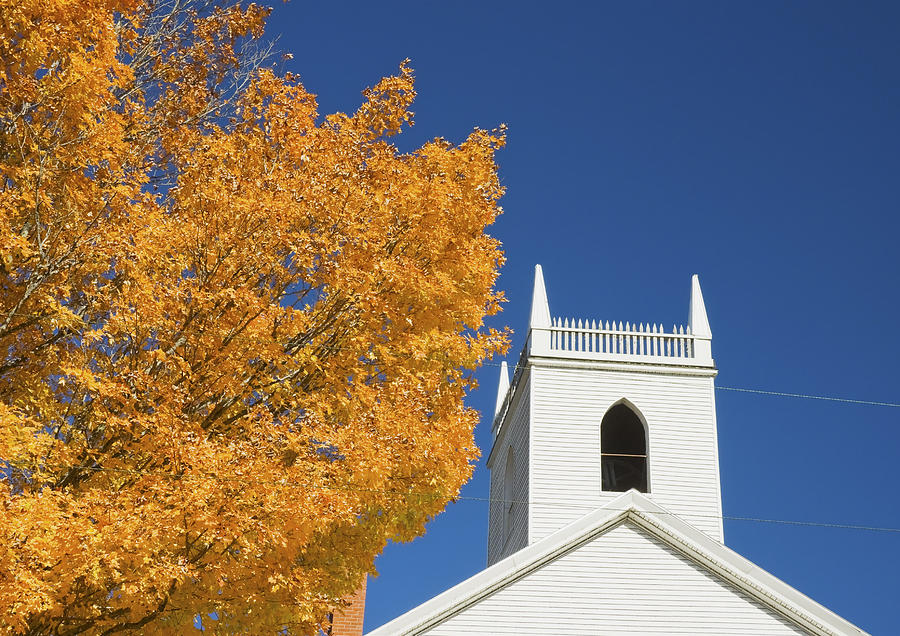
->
487 266 722 566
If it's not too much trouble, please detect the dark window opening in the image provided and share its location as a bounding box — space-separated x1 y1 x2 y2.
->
601 403 648 492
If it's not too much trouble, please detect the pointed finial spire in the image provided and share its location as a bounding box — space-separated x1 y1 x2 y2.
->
688 274 711 337
530 264 551 329
689 274 713 364
494 361 510 417
529 264 551 354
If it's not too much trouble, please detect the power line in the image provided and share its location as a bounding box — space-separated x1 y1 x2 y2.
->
716 515 900 534
476 360 900 408
4 366 898 538
10 463 900 535
715 385 900 408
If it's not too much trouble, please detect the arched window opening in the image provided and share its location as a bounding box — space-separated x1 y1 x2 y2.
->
503 447 515 539
601 403 648 493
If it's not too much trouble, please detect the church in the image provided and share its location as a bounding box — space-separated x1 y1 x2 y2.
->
363 266 868 635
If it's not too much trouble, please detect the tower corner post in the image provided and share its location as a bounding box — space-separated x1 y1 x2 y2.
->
494 360 510 417
688 274 713 365
529 264 551 356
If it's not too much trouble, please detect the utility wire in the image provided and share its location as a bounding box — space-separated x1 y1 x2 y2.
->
476 360 900 408
10 463 900 535
4 366 898 537
715 385 900 408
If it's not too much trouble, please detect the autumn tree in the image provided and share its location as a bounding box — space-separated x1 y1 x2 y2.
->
0 0 508 633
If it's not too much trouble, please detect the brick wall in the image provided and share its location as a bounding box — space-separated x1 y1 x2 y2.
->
330 577 366 636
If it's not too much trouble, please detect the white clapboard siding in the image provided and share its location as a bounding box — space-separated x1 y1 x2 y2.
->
487 373 530 565
429 521 805 635
529 364 723 543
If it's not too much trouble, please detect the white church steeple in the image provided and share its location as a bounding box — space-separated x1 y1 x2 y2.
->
487 267 722 565
372 268 868 636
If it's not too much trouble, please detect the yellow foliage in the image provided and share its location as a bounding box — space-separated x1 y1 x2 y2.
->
0 0 508 632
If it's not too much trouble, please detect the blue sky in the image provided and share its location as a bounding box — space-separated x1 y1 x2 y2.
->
266 2 900 633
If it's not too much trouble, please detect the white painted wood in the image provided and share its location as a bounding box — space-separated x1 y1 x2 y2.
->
540 319 711 365
430 522 806 635
491 270 723 546
528 361 723 543
494 361 510 417
690 274 713 360
528 265 551 355
486 372 530 565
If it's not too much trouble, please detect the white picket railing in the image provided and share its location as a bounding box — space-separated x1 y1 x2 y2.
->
547 318 696 359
